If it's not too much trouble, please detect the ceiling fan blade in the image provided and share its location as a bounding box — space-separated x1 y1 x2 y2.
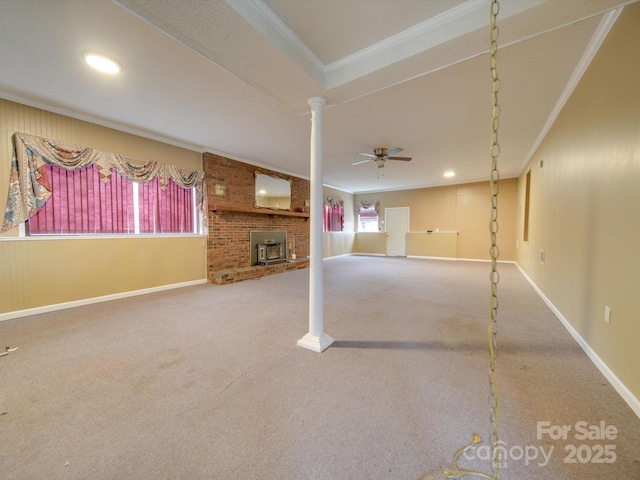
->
352 159 374 166
388 156 412 161
386 147 404 156
357 152 377 158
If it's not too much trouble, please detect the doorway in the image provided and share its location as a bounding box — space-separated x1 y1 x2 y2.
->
385 207 409 257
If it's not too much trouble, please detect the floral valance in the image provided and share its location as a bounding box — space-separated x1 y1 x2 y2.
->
357 200 379 213
2 133 207 232
324 197 343 208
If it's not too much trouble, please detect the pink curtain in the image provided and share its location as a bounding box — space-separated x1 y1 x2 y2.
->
138 177 194 233
28 165 195 234
28 164 134 234
323 203 344 232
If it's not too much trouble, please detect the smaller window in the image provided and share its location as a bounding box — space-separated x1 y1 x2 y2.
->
358 203 379 232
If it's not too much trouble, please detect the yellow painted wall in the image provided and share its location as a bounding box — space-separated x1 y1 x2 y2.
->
323 232 356 258
516 4 640 405
353 233 386 255
353 179 517 260
0 99 206 315
406 232 458 258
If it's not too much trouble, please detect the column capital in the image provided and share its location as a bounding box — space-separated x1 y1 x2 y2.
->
307 97 326 109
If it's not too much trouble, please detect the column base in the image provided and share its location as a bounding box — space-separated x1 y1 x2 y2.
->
297 332 334 353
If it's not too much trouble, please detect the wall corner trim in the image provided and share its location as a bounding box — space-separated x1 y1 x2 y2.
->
515 263 640 419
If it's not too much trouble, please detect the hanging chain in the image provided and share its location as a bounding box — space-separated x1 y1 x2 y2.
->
488 0 501 477
421 3 502 479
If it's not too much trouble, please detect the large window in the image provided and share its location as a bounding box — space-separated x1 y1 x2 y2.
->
2 133 206 235
27 164 198 234
357 200 379 232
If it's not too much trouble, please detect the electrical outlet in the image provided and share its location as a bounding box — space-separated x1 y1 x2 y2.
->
540 249 545 264
604 306 611 324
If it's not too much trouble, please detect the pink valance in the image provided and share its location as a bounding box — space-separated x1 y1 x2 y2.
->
324 197 343 208
357 200 379 214
2 133 207 232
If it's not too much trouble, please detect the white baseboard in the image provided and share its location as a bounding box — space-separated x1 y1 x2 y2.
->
407 255 516 264
0 279 208 323
323 253 352 260
407 255 459 261
515 263 640 419
458 258 516 264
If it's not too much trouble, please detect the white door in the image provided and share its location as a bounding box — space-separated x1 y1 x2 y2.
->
385 207 409 256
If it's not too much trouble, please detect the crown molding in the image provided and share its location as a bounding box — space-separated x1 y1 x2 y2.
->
325 0 548 88
521 7 623 173
225 0 326 86
228 0 548 91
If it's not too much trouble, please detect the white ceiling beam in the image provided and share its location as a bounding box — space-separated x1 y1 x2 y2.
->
227 0 549 91
225 0 326 86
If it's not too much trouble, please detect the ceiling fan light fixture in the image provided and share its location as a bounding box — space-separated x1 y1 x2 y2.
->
353 147 412 168
444 171 456 178
83 51 122 75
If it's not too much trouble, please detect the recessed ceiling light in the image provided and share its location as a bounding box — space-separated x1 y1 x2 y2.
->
82 51 122 74
444 171 456 178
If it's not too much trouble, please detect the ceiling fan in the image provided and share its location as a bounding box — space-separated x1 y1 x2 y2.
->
352 147 412 168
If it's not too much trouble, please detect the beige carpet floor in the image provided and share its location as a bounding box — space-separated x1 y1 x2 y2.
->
1 255 639 479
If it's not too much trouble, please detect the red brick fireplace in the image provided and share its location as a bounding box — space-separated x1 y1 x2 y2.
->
204 153 310 284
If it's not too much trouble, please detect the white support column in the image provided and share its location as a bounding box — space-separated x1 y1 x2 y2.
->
297 97 334 353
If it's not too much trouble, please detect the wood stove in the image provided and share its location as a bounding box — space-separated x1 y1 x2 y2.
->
250 230 287 266
257 241 286 265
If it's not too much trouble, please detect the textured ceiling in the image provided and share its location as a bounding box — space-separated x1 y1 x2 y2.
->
263 0 467 64
0 0 635 193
